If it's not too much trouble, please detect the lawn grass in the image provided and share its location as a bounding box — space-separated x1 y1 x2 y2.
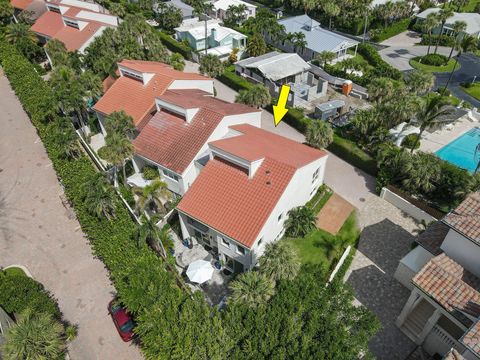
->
306 185 333 214
285 213 359 270
3 267 27 277
409 58 460 73
461 83 480 100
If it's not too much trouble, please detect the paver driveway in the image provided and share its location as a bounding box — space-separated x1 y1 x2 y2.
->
0 73 142 360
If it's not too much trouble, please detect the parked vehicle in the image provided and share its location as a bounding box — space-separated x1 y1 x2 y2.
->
108 299 134 342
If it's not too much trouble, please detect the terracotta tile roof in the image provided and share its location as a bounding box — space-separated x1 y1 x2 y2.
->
31 10 64 38
443 192 480 245
177 158 296 248
177 126 327 247
413 254 480 322
416 221 450 256
133 108 223 174
443 349 465 360
209 124 328 167
10 0 33 10
461 320 480 356
93 62 211 127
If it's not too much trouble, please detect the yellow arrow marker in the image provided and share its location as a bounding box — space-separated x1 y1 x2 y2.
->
273 85 290 126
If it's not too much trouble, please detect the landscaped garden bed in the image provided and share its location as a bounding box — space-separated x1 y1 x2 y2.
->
410 54 460 73
461 82 480 101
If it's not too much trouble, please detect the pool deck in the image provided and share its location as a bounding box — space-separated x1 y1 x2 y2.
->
420 114 479 153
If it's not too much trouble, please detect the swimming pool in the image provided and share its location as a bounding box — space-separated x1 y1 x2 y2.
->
435 127 480 173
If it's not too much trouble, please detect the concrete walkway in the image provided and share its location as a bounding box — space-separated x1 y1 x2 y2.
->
0 73 143 360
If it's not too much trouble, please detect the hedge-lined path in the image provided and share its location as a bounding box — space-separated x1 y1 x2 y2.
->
0 73 143 360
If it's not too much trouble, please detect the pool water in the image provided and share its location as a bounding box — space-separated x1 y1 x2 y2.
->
435 127 480 173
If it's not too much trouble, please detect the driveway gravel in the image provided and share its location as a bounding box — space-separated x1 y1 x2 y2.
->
0 73 142 360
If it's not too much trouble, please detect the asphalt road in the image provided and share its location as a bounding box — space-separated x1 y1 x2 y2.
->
434 53 480 108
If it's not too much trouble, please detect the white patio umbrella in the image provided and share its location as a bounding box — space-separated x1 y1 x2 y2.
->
186 260 214 284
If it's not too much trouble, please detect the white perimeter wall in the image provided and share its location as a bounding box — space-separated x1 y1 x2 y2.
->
169 80 214 95
441 229 480 278
380 187 437 223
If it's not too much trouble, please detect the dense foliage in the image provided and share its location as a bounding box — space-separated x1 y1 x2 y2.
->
0 42 379 359
417 53 448 66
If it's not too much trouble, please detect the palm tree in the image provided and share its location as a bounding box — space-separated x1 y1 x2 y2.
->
443 35 477 94
306 120 334 149
132 179 171 215
229 271 275 308
1 309 65 360
410 94 454 152
315 50 335 68
259 241 300 282
322 0 340 29
406 69 434 94
367 77 399 104
199 54 224 77
45 39 69 67
104 111 135 138
235 84 271 108
109 2 126 17
5 23 36 45
134 217 173 255
82 173 117 220
0 1 14 23
434 8 453 54
423 12 440 55
192 0 214 55
447 20 467 61
246 33 267 57
49 119 80 160
169 53 185 71
288 32 307 53
98 132 133 187
284 206 316 238
80 71 103 105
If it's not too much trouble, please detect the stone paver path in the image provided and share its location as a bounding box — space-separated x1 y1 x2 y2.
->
0 74 142 360
316 193 355 234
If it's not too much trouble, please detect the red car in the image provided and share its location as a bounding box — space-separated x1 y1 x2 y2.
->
108 300 135 342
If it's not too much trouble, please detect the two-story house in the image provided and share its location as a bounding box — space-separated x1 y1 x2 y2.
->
176 124 328 273
395 192 480 359
235 51 328 108
131 90 262 196
174 18 247 60
93 60 214 135
30 0 118 55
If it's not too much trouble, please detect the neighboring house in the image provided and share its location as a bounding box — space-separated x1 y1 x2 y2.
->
395 192 480 359
30 0 119 54
131 90 262 196
177 124 328 273
271 14 359 62
416 8 480 38
10 0 46 23
210 0 256 21
93 60 214 135
235 51 327 108
162 0 194 20
175 18 247 60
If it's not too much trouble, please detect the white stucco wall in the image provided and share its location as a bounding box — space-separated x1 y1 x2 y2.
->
395 245 434 290
441 229 480 278
169 79 214 94
79 26 108 54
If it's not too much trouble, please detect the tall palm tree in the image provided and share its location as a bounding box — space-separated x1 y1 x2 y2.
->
322 0 340 29
48 119 80 160
104 111 135 138
5 23 36 45
443 35 477 93
82 173 117 220
1 309 65 360
284 206 316 238
423 12 440 55
235 84 271 108
80 71 103 105
306 120 334 149
410 94 454 152
447 20 467 61
406 69 434 94
192 0 214 55
45 39 69 67
98 132 134 187
259 241 300 282
132 179 171 215
229 271 275 308
134 217 173 256
315 50 336 67
434 8 454 54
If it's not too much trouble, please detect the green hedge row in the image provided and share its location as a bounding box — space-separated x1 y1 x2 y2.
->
327 134 378 176
357 43 403 81
0 270 61 319
157 31 192 60
420 34 455 47
217 65 254 92
371 18 412 42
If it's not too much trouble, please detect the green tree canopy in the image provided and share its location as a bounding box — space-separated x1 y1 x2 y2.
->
306 120 334 149
235 84 271 108
285 206 316 238
199 54 224 77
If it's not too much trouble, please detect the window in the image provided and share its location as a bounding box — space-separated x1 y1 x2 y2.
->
64 19 79 29
221 238 230 247
312 167 320 183
121 69 143 81
162 169 179 181
258 237 263 246
278 213 283 222
187 217 209 232
236 245 245 255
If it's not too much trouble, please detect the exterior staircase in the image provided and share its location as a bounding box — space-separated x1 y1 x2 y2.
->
402 300 436 343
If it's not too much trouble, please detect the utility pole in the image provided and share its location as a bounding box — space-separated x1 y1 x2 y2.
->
362 13 368 43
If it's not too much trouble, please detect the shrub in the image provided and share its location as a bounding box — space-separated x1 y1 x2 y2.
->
157 31 192 60
217 65 253 92
401 134 420 149
357 44 403 81
371 18 412 42
416 53 448 66
420 34 455 47
142 165 160 180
